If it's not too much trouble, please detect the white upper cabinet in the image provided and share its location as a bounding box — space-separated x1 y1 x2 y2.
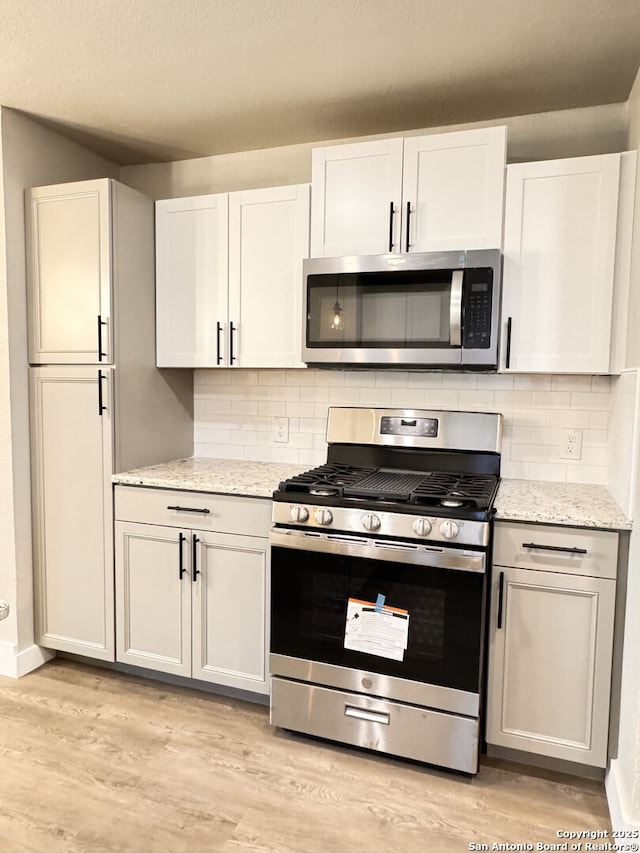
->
27 179 112 364
311 138 404 257
310 126 507 258
156 194 229 368
501 154 622 374
228 185 309 368
156 184 309 368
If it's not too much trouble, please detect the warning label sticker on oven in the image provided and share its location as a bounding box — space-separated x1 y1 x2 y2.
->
344 597 409 662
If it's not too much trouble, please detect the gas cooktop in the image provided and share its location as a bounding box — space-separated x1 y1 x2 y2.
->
276 462 499 512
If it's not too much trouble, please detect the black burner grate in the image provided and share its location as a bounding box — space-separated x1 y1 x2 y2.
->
343 469 427 500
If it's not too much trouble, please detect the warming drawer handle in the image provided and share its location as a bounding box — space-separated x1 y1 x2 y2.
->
344 705 390 725
522 542 588 555
166 505 211 515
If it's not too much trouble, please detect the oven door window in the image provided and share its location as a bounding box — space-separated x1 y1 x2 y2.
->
306 270 456 348
270 545 485 694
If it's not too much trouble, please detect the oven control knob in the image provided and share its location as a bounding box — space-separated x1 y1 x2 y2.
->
412 518 432 537
362 513 381 532
314 508 333 526
440 520 460 539
289 505 309 523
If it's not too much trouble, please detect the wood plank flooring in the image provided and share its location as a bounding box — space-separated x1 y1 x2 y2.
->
0 659 610 852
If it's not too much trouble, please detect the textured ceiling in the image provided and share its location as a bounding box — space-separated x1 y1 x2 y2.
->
1 0 639 166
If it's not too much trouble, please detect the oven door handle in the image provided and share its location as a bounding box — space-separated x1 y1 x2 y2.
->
269 529 486 574
449 269 463 347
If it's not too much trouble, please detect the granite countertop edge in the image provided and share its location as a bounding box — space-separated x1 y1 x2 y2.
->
112 459 633 532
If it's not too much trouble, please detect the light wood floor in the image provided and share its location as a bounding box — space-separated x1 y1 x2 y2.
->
0 659 610 853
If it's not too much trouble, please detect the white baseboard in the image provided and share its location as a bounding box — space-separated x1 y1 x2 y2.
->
0 641 54 678
607 758 640 832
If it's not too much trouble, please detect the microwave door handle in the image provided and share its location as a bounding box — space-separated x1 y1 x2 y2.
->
449 269 463 347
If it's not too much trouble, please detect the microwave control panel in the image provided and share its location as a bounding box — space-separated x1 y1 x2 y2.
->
463 279 492 349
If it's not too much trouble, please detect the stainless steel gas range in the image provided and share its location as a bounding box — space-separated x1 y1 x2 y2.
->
269 407 502 775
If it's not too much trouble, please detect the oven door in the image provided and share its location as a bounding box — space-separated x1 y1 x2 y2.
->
270 529 488 716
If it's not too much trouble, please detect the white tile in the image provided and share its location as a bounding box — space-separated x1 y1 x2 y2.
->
527 462 567 482
495 390 533 408
299 448 326 466
503 425 531 444
230 370 259 386
510 444 548 463
442 374 478 389
286 368 315 386
391 388 426 407
318 371 346 387
590 376 612 392
330 387 361 404
551 375 592 392
288 433 314 450
582 429 607 447
590 411 609 430
272 386 300 402
285 401 312 418
532 391 571 409
258 400 287 417
513 375 552 391
257 370 288 385
552 409 590 428
481 374 514 391
458 390 496 409
299 417 326 434
423 389 460 407
243 446 272 462
501 460 528 479
529 426 561 445
407 372 443 389
231 400 258 417
345 371 376 387
375 371 409 388
358 388 393 406
272 447 301 463
300 386 331 403
571 392 610 410
566 465 607 485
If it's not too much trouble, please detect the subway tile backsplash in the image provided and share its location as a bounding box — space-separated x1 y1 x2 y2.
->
194 369 637 507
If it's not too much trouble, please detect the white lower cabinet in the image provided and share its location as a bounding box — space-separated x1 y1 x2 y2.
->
486 522 617 768
114 486 271 695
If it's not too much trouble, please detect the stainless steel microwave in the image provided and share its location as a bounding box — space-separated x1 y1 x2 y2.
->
302 250 502 370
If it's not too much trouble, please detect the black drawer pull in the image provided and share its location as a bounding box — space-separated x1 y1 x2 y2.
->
192 533 200 582
166 505 211 515
178 532 186 579
522 542 587 555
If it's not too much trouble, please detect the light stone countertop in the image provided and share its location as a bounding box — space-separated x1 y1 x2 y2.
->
112 457 308 499
113 458 633 531
494 479 632 531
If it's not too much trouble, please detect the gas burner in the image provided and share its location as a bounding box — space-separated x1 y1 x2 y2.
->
441 498 464 508
309 487 339 496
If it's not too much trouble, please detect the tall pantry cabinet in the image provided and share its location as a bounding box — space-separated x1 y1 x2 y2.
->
27 178 193 660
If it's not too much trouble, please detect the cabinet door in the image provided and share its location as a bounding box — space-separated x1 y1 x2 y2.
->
310 138 404 257
30 366 115 660
402 126 506 253
228 185 309 368
486 566 615 767
192 530 269 694
27 179 112 364
115 521 192 677
155 194 229 367
501 154 620 373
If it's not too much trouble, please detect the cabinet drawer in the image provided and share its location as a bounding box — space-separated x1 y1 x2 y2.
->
493 522 617 580
114 485 272 537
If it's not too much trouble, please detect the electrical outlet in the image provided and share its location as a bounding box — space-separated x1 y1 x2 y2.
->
0 601 9 621
273 417 289 443
560 428 582 460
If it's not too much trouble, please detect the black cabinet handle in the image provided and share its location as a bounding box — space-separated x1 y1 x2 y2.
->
497 571 505 630
97 370 106 416
388 201 395 252
97 315 108 361
192 533 200 582
230 322 237 364
216 322 223 365
505 317 512 369
166 505 211 515
522 542 588 555
178 532 186 579
405 201 411 252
